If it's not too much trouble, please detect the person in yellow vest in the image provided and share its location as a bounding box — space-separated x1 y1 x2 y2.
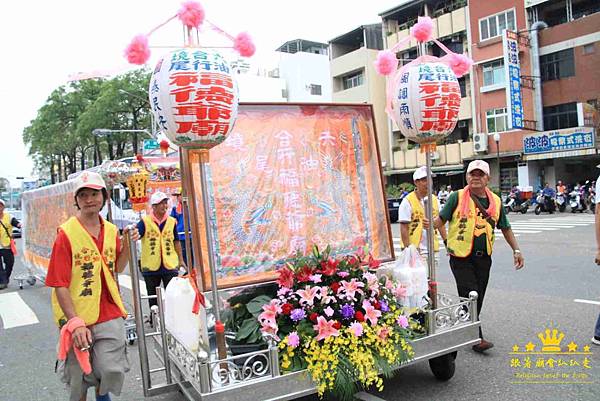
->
136 191 184 314
0 198 22 289
398 166 447 259
434 160 524 353
46 171 139 401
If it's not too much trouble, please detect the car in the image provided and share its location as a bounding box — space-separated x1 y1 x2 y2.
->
7 209 22 238
387 197 402 223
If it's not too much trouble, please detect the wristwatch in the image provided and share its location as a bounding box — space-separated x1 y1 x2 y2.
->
513 249 522 255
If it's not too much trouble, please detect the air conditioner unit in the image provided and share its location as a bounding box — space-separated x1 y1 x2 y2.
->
472 132 488 153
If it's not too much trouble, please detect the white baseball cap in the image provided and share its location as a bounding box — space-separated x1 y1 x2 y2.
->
466 160 490 176
0 199 5 206
74 171 106 194
150 191 169 205
413 166 435 181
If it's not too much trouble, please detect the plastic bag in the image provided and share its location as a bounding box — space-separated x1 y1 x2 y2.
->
393 245 428 308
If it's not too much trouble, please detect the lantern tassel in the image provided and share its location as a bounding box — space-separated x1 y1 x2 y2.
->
419 143 437 153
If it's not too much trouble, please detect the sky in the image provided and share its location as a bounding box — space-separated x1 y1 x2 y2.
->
0 0 403 185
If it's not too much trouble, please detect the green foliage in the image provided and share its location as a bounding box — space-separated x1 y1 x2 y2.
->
223 284 277 344
386 183 415 198
22 70 152 182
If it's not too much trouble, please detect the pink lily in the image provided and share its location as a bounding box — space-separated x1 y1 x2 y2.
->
339 278 365 301
349 321 363 337
258 299 282 323
362 300 381 326
296 286 321 306
314 316 340 341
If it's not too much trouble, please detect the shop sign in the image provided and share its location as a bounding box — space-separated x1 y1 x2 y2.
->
503 30 523 129
523 127 595 155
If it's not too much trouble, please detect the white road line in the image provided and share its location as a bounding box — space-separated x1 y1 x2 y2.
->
0 292 39 329
118 274 148 296
500 230 541 234
574 299 600 306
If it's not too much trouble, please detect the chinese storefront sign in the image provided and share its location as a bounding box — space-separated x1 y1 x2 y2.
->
393 62 461 145
523 127 595 155
509 328 593 385
186 104 393 289
149 48 238 148
503 30 523 129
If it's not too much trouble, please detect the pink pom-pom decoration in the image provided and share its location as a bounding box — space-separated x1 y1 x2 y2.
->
444 53 473 78
410 16 434 43
234 32 256 57
125 35 151 65
374 50 397 76
178 1 205 28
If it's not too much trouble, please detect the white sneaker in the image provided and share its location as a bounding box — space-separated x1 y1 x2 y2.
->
592 336 600 345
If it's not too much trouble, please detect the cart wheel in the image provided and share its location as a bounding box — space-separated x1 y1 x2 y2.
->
429 352 456 381
19 282 24 290
27 277 36 286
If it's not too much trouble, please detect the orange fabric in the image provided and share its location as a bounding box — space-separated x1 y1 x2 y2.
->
459 185 497 218
57 317 92 375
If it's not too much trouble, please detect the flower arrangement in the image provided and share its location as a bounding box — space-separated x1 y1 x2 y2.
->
258 246 423 400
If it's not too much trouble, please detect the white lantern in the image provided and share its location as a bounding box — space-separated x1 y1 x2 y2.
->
149 48 239 149
392 62 461 145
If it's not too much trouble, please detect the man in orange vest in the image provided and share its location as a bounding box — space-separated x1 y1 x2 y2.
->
434 160 524 353
46 171 139 401
137 191 184 315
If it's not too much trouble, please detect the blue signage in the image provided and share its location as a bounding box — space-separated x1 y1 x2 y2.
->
523 127 595 155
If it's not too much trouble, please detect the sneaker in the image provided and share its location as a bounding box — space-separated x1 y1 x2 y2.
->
472 339 494 353
592 336 600 346
96 394 111 401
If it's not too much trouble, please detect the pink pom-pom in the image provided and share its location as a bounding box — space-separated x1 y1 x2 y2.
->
178 1 205 28
374 50 397 76
410 16 434 43
445 53 473 77
125 35 151 65
234 32 256 57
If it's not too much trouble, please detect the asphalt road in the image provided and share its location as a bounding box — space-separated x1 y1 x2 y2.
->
1 212 599 401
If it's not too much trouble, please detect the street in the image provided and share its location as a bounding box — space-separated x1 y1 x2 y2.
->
1 212 600 401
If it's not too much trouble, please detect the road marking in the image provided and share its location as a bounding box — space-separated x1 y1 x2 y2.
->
118 274 148 297
574 299 600 306
0 292 39 329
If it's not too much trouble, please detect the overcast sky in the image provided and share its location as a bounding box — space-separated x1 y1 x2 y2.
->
0 0 403 185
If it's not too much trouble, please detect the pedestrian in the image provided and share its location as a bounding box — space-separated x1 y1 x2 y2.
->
434 160 524 353
46 171 139 401
399 166 447 260
0 198 22 289
592 171 600 345
170 187 192 267
137 191 185 315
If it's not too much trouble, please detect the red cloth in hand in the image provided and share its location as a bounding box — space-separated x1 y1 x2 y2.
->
57 317 92 375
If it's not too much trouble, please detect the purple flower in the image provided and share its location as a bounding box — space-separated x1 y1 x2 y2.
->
290 308 306 322
340 303 355 320
287 332 300 348
379 300 389 313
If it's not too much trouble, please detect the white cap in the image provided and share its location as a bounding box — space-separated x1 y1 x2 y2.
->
466 160 490 176
150 191 169 205
413 166 427 181
0 199 5 206
74 171 106 194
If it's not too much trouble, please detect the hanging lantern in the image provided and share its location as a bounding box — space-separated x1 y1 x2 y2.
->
127 157 150 212
149 48 239 149
392 62 461 149
159 139 170 156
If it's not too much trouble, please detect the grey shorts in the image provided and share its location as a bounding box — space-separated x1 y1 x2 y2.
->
57 318 130 401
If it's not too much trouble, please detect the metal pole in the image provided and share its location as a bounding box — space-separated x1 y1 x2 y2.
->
155 286 173 384
127 229 152 396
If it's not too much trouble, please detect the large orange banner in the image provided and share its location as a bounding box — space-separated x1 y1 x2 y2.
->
187 104 393 289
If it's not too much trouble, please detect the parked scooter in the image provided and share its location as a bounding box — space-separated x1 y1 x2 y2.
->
555 192 567 213
534 191 556 215
569 188 586 213
504 192 529 214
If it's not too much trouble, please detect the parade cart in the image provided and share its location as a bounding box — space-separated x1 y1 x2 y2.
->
124 103 481 401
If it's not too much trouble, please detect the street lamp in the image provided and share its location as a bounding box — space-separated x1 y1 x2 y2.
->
493 132 500 187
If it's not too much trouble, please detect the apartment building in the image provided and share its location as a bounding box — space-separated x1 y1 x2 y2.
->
469 0 600 192
379 0 475 187
328 24 391 168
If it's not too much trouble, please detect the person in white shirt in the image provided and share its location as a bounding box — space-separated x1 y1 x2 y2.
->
398 166 447 258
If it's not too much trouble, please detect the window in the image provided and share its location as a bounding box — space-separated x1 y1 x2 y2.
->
583 43 595 55
482 60 505 87
541 48 575 81
342 71 363 90
309 84 322 95
458 77 467 98
479 9 516 41
543 103 578 130
486 108 508 133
